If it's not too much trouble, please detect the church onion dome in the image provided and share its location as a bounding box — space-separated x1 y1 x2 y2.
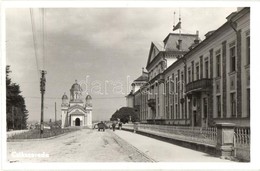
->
71 80 81 91
62 93 68 99
86 95 92 100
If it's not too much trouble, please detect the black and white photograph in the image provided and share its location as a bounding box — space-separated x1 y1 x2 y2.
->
0 1 259 170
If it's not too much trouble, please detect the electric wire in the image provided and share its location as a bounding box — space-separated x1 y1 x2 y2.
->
42 8 45 70
30 8 40 80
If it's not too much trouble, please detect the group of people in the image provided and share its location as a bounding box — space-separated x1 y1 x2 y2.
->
111 122 122 131
94 121 123 131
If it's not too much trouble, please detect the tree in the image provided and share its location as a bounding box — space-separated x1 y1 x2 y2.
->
6 66 28 130
110 107 139 123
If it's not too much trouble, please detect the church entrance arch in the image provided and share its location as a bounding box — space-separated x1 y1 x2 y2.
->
75 118 80 126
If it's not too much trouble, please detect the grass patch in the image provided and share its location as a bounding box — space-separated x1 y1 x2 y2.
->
7 127 80 140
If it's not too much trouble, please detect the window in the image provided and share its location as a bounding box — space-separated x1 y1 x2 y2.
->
246 36 250 65
205 61 209 78
196 65 200 80
171 105 173 119
191 61 194 81
175 104 178 119
230 46 236 72
177 82 180 94
175 77 178 93
166 106 168 119
230 93 236 117
203 98 208 119
178 104 180 119
171 73 174 92
217 96 221 117
188 69 191 83
247 88 250 117
216 54 221 77
181 72 184 92
178 70 180 81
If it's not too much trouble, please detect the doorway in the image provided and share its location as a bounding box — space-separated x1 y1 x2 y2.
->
75 118 80 126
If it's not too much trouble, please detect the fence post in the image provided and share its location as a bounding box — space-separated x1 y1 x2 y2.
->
216 123 235 159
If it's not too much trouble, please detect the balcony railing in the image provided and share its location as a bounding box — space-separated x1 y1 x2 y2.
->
185 78 212 93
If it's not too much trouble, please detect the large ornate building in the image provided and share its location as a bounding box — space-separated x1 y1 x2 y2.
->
126 7 250 127
61 80 93 128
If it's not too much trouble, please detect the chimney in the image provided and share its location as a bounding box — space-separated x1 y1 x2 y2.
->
194 30 200 44
178 39 182 51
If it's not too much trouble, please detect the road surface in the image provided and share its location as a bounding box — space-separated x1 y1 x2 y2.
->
7 128 233 162
7 128 151 162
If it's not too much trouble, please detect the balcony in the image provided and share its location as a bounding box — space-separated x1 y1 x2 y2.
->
186 78 212 94
148 98 156 109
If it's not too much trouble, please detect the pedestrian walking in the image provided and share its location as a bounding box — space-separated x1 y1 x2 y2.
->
118 122 122 130
112 122 116 131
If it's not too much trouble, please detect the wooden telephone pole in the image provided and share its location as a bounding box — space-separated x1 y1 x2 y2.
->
55 102 57 123
40 70 46 136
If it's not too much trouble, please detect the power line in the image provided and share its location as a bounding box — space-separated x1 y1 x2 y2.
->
42 8 45 70
30 8 40 80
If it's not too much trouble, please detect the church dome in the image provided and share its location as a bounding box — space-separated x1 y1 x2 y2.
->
62 93 68 99
70 80 81 91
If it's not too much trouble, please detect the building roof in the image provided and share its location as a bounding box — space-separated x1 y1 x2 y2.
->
204 30 216 38
152 41 165 51
146 33 199 70
134 73 148 82
163 33 199 51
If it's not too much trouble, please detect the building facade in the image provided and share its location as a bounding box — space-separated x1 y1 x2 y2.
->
61 80 93 128
126 8 250 127
126 69 148 118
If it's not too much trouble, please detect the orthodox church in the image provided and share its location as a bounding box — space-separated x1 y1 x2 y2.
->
61 80 92 128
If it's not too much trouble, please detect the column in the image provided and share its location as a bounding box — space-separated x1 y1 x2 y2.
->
216 123 235 159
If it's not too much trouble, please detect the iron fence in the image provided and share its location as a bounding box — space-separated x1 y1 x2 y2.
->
234 127 250 161
123 123 217 146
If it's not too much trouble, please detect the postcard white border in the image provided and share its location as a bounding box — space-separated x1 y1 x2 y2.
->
1 1 260 170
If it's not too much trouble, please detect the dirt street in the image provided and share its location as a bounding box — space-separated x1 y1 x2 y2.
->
7 129 152 162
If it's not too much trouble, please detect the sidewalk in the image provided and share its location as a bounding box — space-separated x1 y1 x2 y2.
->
113 130 233 162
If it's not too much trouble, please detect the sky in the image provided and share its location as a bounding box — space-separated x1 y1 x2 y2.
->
5 7 237 122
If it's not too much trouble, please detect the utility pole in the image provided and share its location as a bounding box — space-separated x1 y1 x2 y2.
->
55 102 57 123
40 70 47 137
